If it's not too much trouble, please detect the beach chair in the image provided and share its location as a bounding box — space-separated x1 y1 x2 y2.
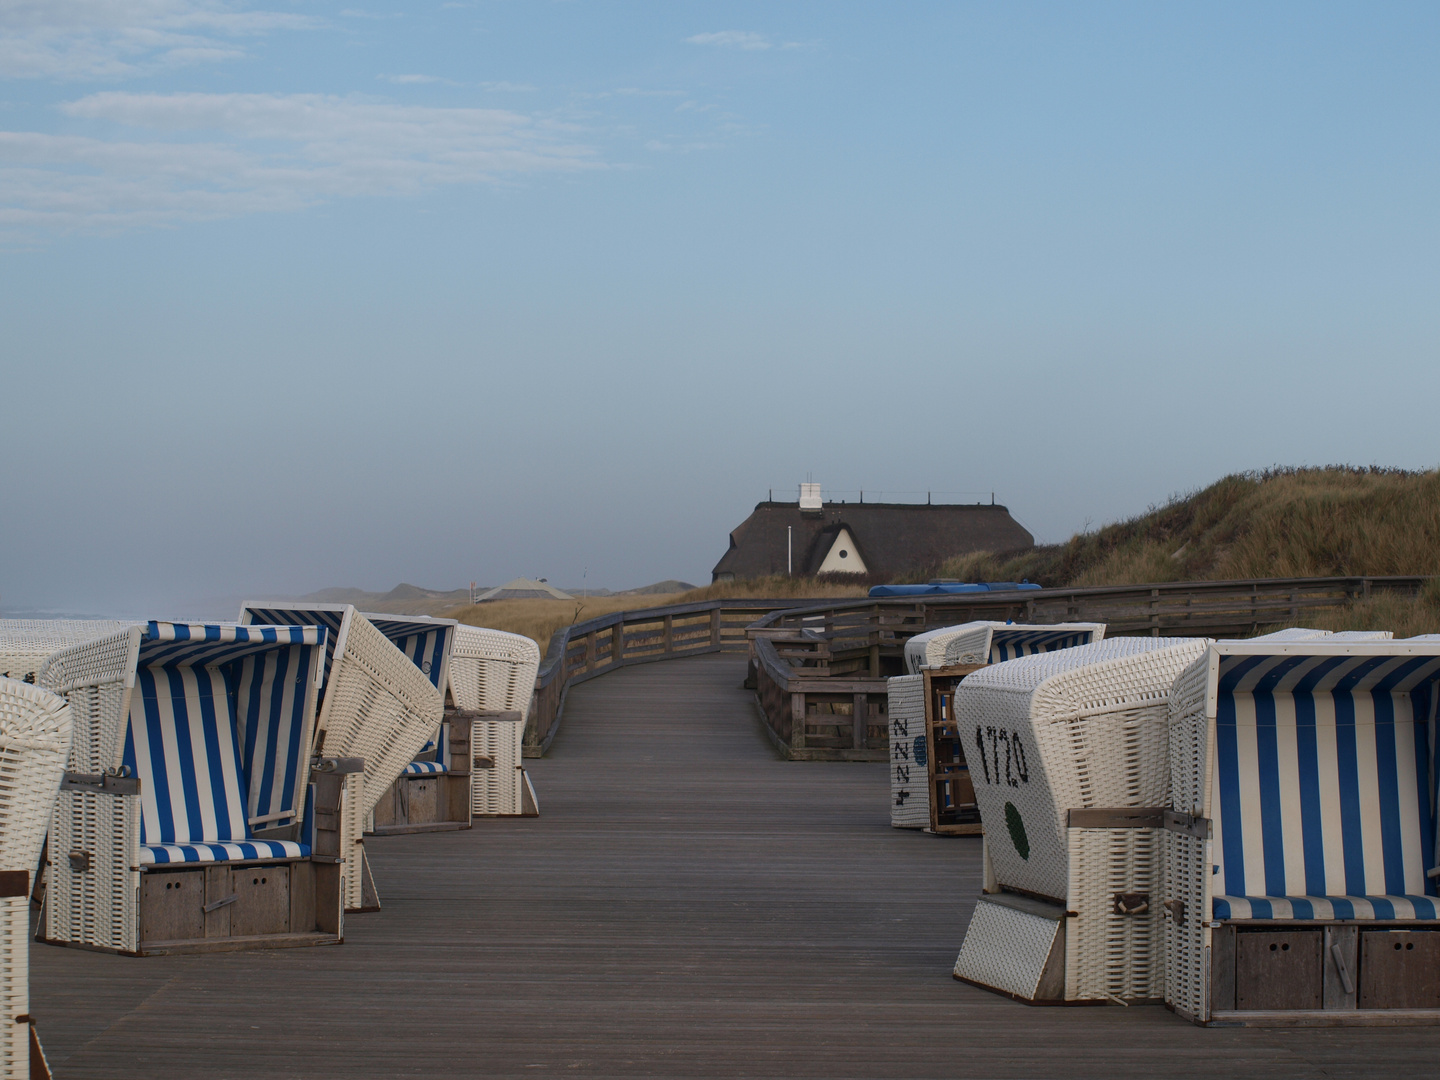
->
903 621 1107 675
890 623 1106 832
0 678 71 1079
1163 636 1440 1023
37 622 349 956
446 625 542 819
951 636 1209 1004
0 620 128 684
238 604 453 910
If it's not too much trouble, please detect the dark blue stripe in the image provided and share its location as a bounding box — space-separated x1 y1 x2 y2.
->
1218 654 1271 694
193 668 233 841
1371 690 1407 895
1334 690 1367 894
1294 691 1327 895
1415 682 1438 896
242 652 266 813
138 668 177 844
1253 690 1288 895
1216 691 1246 895
1331 897 1356 919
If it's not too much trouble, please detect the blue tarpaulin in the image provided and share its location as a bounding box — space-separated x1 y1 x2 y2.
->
867 581 1043 597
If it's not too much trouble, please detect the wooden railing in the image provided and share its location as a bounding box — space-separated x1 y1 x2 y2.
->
522 575 1430 759
522 599 829 755
746 575 1430 761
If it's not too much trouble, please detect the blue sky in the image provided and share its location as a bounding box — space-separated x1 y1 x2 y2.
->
3 2 1438 615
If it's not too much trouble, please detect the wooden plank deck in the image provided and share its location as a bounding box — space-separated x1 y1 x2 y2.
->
29 654 1440 1077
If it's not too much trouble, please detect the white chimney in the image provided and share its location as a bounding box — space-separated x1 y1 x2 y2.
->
799 482 822 510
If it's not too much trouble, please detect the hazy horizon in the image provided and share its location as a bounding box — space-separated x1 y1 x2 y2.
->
5 3 1438 617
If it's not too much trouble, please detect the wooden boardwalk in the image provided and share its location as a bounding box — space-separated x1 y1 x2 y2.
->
29 655 1440 1078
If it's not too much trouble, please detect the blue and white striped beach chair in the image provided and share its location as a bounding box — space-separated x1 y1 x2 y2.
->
1165 636 1440 1022
239 604 454 910
38 622 347 955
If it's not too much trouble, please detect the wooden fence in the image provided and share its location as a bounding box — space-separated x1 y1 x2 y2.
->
523 575 1430 759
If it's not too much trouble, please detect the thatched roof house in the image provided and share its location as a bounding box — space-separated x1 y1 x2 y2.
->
711 497 1033 583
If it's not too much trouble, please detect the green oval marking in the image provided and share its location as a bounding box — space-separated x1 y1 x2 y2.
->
1004 801 1029 860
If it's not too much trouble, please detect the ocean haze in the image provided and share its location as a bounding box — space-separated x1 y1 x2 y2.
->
3 3 1439 615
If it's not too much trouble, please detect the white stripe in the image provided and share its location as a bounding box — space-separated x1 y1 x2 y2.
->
1352 693 1387 893
1233 694 1267 895
1315 693 1348 895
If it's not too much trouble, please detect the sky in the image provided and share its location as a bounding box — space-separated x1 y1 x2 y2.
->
2 1 1439 616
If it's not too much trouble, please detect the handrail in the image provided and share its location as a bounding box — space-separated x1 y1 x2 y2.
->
520 575 1432 757
747 576 1429 637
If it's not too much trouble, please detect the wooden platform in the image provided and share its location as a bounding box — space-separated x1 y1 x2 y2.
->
28 655 1440 1077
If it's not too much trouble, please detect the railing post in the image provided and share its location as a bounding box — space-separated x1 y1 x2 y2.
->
853 692 868 751
662 614 674 654
790 692 806 753
585 631 595 673
710 607 722 649
612 619 624 666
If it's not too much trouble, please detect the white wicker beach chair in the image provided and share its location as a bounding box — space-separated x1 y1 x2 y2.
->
890 623 1107 831
951 636 1208 1004
445 625 540 819
37 622 347 956
0 678 71 1078
1251 629 1394 642
0 620 128 684
904 621 1106 675
1163 636 1440 1023
239 604 452 911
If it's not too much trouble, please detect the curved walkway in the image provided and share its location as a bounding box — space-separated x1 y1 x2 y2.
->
30 655 1440 1077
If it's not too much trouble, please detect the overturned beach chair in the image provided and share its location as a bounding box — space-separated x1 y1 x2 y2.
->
951 636 1208 1004
239 604 452 910
890 622 1106 831
447 624 541 819
1164 636 1440 1024
38 622 348 956
0 620 127 684
0 678 72 1079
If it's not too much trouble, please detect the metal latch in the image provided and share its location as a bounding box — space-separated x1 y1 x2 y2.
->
473 754 495 769
311 756 364 774
61 771 141 796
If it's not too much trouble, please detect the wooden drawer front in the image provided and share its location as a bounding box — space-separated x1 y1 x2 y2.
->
1360 931 1440 1009
140 869 206 943
371 784 398 827
1235 930 1323 1011
230 867 291 937
404 778 441 824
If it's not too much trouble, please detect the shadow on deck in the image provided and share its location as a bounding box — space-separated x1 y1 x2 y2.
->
29 655 1440 1077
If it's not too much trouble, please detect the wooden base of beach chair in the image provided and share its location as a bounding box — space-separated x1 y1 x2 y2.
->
369 773 471 835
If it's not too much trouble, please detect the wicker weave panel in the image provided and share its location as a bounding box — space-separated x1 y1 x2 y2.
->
1065 828 1163 1001
887 675 929 828
1167 656 1211 819
340 773 366 911
0 680 72 876
953 898 1060 1000
958 638 1208 901
0 895 28 1075
472 718 523 816
317 614 444 818
47 788 139 952
1162 830 1210 1018
448 626 540 720
38 629 137 774
0 620 129 684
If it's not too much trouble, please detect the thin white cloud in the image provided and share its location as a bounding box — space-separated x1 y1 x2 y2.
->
685 30 771 51
382 73 446 84
0 92 601 238
481 81 535 93
0 0 317 80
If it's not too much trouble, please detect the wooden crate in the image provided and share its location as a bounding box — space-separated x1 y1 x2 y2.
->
922 664 986 836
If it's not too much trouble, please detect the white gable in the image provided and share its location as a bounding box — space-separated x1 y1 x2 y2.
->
817 527 867 574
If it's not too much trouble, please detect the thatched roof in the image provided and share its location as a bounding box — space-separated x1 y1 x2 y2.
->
711 501 1033 582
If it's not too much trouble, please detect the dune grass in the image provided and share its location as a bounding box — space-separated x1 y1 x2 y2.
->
926 467 1440 636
